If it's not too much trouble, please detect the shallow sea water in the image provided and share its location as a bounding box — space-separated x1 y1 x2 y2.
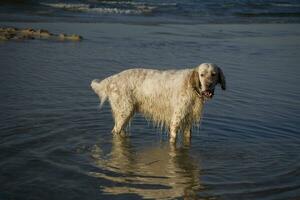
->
1 0 300 24
0 22 300 200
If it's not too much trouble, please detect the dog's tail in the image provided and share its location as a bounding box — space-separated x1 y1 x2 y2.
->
91 78 109 109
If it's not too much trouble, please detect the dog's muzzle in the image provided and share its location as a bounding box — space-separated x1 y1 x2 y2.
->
201 90 214 99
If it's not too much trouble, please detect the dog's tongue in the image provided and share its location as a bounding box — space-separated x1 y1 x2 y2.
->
202 91 213 98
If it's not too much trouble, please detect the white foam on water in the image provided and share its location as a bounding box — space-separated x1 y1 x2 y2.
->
271 3 300 7
40 2 155 15
41 3 90 10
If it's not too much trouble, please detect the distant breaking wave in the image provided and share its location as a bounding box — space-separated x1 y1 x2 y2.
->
40 2 155 15
271 3 300 8
1 0 299 23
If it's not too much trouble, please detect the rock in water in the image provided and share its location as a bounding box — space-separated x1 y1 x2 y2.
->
0 27 83 42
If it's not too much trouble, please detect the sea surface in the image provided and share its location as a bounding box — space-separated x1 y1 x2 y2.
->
0 0 300 24
1 1 300 200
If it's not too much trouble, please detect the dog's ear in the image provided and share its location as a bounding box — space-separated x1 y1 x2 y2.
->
189 70 201 90
218 67 226 90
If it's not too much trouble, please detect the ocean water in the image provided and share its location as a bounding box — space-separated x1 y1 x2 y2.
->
0 0 300 24
1 1 300 199
1 22 300 200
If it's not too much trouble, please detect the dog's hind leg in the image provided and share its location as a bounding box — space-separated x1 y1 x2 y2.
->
110 96 135 136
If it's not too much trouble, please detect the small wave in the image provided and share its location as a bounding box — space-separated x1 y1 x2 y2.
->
40 3 90 11
271 3 300 8
40 2 155 15
99 1 177 6
235 12 300 17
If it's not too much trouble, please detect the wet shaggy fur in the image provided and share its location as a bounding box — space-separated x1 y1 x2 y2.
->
91 63 226 143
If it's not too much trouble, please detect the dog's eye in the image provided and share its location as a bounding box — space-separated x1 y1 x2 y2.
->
200 74 204 77
211 73 216 77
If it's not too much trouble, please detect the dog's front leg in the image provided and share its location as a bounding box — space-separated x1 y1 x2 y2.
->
183 124 192 146
169 123 179 144
169 110 186 143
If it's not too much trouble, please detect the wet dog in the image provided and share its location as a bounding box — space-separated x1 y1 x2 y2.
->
91 63 226 143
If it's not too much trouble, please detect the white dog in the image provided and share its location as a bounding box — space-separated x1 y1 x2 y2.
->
91 63 226 143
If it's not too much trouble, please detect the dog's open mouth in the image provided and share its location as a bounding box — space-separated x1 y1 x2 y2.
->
202 90 214 99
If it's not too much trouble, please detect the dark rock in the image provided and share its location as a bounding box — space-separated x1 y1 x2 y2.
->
0 26 83 42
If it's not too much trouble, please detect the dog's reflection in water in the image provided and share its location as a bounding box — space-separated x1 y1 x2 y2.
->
89 135 204 199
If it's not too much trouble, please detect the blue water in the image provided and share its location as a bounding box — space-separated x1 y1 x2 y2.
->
1 0 300 199
0 22 300 199
0 0 300 23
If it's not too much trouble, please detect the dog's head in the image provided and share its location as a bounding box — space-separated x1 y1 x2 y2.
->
190 63 226 100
